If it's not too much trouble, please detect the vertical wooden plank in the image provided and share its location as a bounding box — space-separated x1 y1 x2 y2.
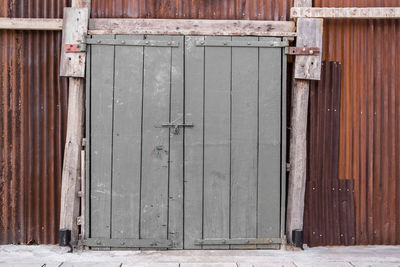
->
203 36 231 249
230 36 258 249
280 42 288 240
111 35 144 242
287 16 323 243
140 35 171 240
90 35 115 240
85 43 91 239
168 35 185 249
184 36 205 249
294 18 323 80
60 77 85 244
60 8 89 77
258 37 282 242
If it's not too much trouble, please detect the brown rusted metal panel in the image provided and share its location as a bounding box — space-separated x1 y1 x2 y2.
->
90 0 292 20
0 1 70 245
304 61 356 247
314 0 400 245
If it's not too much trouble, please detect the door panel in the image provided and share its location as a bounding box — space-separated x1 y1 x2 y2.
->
183 36 284 249
88 35 184 249
111 34 144 241
90 34 115 241
87 35 285 250
230 36 259 249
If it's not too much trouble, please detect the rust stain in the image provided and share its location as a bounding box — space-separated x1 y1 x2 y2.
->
0 0 70 245
314 0 400 245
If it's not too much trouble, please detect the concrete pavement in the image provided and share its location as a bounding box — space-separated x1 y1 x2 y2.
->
0 245 399 267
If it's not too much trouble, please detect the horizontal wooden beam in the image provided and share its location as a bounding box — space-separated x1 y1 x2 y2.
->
291 7 400 19
0 18 63 30
88 19 296 36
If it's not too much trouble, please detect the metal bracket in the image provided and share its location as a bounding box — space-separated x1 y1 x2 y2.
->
85 38 180 47
81 238 173 248
195 238 282 246
285 47 320 55
64 43 87 53
196 40 289 48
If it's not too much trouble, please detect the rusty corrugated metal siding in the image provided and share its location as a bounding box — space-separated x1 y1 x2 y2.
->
304 61 356 247
90 0 292 20
0 0 399 246
0 1 70 244
314 0 400 245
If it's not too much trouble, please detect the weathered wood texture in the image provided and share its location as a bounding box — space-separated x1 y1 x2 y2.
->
88 19 296 36
0 18 62 30
184 36 284 249
80 149 86 239
59 78 85 244
292 7 400 19
286 0 313 246
294 18 323 80
60 8 89 77
286 79 309 243
88 35 184 247
60 0 91 246
87 35 285 249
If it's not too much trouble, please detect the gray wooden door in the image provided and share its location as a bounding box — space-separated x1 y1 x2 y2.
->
85 35 287 250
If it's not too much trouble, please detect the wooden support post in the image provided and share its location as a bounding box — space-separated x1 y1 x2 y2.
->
60 0 90 247
286 0 323 245
60 78 85 244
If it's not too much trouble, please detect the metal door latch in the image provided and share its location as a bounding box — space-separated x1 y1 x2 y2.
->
285 47 320 55
161 123 194 135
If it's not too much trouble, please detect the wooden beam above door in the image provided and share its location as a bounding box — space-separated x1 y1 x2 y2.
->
88 19 296 36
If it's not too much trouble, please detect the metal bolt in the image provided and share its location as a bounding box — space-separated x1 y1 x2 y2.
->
200 41 205 45
97 40 101 44
146 41 149 45
309 50 314 54
121 40 125 44
168 41 172 45
223 42 228 45
248 42 251 45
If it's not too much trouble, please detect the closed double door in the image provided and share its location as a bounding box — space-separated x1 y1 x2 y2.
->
85 35 287 249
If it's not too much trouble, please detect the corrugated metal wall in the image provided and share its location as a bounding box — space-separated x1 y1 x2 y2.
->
0 1 70 244
304 61 357 247
0 0 399 245
315 0 400 245
90 0 292 20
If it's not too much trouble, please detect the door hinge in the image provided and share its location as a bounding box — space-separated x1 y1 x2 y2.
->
285 47 320 55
